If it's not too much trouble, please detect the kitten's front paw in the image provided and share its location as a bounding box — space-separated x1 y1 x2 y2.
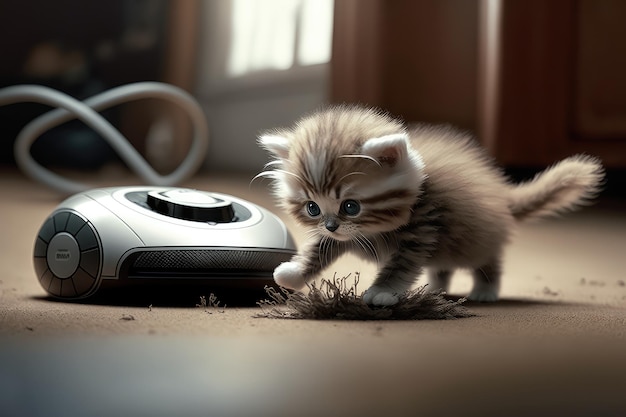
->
362 286 399 306
273 262 307 291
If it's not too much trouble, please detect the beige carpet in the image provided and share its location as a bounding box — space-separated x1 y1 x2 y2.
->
1 167 626 416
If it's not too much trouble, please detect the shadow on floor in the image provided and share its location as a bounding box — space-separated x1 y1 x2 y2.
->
31 283 571 313
32 281 278 308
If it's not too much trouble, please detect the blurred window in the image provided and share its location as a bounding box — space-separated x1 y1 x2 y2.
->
227 0 334 77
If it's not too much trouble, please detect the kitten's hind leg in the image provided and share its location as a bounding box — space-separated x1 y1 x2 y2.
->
468 259 501 302
427 269 453 293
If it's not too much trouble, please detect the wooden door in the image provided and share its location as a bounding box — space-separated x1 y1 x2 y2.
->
479 0 626 168
332 0 626 168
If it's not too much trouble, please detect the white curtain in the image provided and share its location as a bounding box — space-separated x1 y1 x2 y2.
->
227 0 334 77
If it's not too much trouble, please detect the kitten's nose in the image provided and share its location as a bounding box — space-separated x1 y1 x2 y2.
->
325 219 339 232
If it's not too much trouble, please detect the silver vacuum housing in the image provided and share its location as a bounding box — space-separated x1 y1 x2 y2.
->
33 187 296 299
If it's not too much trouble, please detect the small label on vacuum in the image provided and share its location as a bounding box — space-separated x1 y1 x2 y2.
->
56 249 71 261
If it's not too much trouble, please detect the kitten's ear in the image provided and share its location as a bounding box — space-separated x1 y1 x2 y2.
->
362 133 409 167
258 135 290 160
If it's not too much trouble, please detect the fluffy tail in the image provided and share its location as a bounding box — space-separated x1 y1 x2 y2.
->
508 155 605 221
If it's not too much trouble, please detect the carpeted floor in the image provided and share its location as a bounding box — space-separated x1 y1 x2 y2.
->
1 167 625 416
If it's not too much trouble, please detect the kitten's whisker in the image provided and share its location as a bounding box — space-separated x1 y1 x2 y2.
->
326 236 337 268
327 237 336 268
317 235 324 266
477 267 492 283
264 160 283 169
251 170 278 184
337 171 367 184
355 236 372 262
351 235 366 258
273 169 306 184
326 234 334 265
359 233 379 264
319 235 330 267
338 154 382 167
380 232 394 258
351 234 374 264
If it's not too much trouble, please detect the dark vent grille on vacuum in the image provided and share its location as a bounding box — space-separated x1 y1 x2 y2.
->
132 249 291 272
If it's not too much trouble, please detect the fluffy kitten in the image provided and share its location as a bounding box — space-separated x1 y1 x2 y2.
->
257 105 604 305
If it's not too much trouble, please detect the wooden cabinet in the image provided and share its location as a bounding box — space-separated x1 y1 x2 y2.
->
332 0 479 132
331 0 626 168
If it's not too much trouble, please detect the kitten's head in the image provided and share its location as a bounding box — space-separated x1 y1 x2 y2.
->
257 106 425 241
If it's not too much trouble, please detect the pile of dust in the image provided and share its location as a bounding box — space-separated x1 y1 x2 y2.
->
255 273 473 320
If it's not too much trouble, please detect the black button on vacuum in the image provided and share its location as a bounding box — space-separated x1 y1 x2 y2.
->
147 189 235 223
75 224 98 251
34 237 48 257
71 268 96 297
66 212 87 235
38 217 56 243
80 247 100 277
53 211 70 232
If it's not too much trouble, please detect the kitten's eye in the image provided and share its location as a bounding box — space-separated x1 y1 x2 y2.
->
306 201 321 217
341 199 361 216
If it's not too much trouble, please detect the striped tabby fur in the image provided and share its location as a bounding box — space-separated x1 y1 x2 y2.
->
257 106 604 305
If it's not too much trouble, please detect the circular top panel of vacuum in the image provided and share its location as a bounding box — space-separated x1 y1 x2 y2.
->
118 188 261 229
146 189 236 222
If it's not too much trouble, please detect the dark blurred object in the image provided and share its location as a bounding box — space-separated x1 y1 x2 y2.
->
0 0 167 167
